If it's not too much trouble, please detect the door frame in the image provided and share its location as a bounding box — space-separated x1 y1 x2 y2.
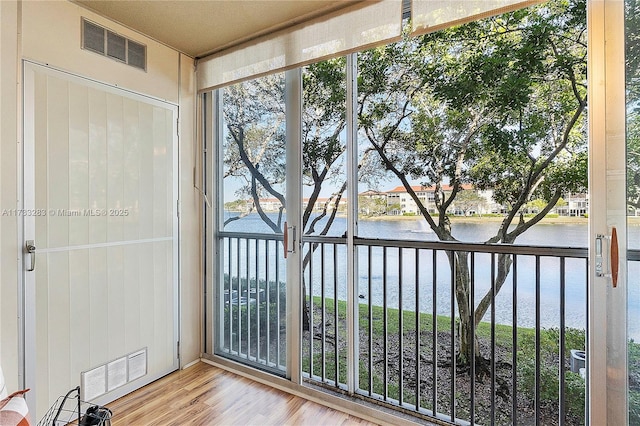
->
20 60 181 415
587 0 628 423
285 68 303 383
205 70 304 381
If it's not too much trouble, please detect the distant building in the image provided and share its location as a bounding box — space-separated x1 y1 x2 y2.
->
386 185 437 215
383 184 497 216
556 192 588 217
303 196 347 212
239 196 351 212
255 197 282 212
359 189 387 199
358 190 387 215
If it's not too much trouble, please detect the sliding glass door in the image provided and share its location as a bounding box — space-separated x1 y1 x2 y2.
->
208 72 291 375
203 1 635 423
626 0 640 423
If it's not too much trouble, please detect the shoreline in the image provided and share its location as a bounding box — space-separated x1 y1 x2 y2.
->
359 214 640 225
225 210 640 226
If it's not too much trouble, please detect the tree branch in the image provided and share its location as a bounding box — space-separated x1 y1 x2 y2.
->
250 174 281 233
224 203 255 226
232 128 286 207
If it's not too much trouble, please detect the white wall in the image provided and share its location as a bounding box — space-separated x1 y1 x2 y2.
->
0 0 21 395
179 54 201 366
22 1 179 104
0 0 200 395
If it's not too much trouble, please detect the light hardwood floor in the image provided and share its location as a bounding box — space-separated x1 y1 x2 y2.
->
107 362 378 425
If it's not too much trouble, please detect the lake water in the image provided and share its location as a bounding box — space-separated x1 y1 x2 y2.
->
224 213 640 339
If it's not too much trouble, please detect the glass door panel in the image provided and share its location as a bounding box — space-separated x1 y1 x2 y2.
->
298 58 349 386
626 0 640 422
352 3 589 423
215 72 288 374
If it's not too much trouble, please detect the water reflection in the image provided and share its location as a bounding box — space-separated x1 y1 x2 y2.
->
224 212 640 340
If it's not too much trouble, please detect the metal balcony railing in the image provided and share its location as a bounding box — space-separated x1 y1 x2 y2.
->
301 236 591 425
217 232 287 374
217 231 640 425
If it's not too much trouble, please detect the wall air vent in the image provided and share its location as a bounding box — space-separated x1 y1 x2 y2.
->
83 20 105 55
80 348 148 401
127 40 146 70
107 31 127 62
82 18 147 71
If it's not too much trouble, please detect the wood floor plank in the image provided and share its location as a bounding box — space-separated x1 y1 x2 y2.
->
107 362 379 425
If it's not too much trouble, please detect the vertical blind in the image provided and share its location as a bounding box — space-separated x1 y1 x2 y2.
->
197 1 403 92
411 0 543 36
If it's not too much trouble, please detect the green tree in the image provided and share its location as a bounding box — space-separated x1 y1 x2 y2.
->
222 59 384 330
223 73 286 230
627 0 640 213
526 198 548 214
223 65 345 329
359 193 387 216
626 0 640 420
224 199 248 212
358 0 587 365
387 201 401 215
628 115 640 212
454 189 487 215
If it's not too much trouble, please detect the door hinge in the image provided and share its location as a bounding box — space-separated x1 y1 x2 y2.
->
177 199 180 218
177 341 180 359
176 117 180 135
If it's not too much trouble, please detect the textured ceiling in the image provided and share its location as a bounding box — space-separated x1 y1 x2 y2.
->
74 0 360 58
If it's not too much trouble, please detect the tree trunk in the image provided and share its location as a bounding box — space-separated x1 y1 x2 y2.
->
474 253 513 327
302 283 310 331
300 243 320 332
453 250 514 370
449 251 475 365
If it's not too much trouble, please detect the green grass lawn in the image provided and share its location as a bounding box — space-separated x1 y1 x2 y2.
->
311 295 543 347
303 295 589 424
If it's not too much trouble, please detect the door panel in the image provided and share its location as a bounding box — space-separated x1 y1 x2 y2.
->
587 1 628 423
212 72 291 375
626 0 640 423
23 62 179 418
